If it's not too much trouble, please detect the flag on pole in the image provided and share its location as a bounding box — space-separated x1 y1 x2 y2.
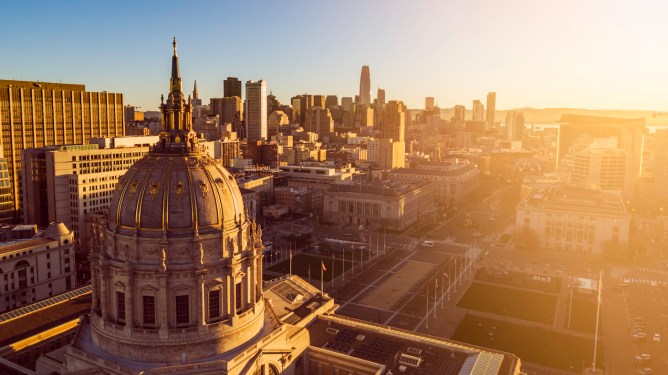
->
436 279 438 288
321 260 327 272
444 273 449 278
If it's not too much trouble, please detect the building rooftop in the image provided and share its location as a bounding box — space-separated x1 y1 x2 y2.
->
0 237 52 256
327 180 431 198
307 316 520 375
519 185 628 216
392 165 476 177
0 288 91 347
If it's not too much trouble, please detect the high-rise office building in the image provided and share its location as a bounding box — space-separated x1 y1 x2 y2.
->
341 97 353 112
359 65 371 105
325 95 338 109
376 88 386 105
472 100 484 121
425 97 435 111
0 79 124 222
505 111 524 141
21 136 156 256
382 100 406 142
245 80 267 141
558 114 645 198
312 95 326 109
224 76 242 98
486 92 496 131
304 107 334 137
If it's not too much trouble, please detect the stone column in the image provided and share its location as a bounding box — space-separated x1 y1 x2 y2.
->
99 268 109 320
125 271 135 330
197 271 206 327
90 265 99 311
158 272 168 338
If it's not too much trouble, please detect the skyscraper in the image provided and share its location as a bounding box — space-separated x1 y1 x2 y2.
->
472 100 484 122
0 80 124 222
359 65 371 105
376 88 386 105
504 110 524 141
486 92 496 131
224 76 242 98
325 95 338 109
425 97 435 111
245 80 267 141
382 100 406 142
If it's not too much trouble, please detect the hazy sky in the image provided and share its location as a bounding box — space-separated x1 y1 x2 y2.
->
2 0 668 111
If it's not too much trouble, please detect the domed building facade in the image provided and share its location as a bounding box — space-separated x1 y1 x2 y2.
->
86 39 265 362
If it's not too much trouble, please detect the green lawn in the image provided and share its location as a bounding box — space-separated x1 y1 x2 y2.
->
266 253 355 282
568 298 597 334
457 282 557 324
454 314 600 371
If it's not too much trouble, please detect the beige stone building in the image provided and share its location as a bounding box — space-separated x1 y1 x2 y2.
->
388 163 479 206
0 222 75 313
516 185 630 254
323 181 435 231
368 138 405 170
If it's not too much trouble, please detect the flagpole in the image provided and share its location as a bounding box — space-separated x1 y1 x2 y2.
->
434 279 437 318
321 261 324 294
289 247 292 277
426 283 429 329
332 253 335 288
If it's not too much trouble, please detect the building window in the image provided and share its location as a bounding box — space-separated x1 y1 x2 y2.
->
235 282 243 311
175 295 189 325
117 291 125 324
208 290 220 320
143 295 155 325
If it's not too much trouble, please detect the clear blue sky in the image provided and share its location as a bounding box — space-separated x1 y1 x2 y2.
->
2 0 668 111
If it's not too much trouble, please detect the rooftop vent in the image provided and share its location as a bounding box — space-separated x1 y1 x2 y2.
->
406 347 423 355
398 353 422 368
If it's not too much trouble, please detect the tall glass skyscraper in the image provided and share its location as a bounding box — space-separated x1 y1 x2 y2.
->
359 66 371 105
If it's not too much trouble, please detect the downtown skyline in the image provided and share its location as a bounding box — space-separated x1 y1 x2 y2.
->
2 0 668 111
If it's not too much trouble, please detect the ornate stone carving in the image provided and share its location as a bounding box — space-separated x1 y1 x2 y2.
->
199 243 204 265
160 245 166 271
144 245 158 256
149 182 160 200
129 180 139 195
174 180 185 199
198 180 208 198
115 176 126 191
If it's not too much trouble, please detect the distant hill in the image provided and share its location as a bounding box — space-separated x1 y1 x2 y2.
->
431 107 668 126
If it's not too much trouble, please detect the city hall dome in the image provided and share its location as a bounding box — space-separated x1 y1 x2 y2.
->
86 39 265 364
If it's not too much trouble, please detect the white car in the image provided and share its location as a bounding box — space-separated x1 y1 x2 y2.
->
421 240 434 248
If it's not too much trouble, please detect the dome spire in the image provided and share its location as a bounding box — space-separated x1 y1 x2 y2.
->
159 37 195 152
193 80 199 100
170 37 181 91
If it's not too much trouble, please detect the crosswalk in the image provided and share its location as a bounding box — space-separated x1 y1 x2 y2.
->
427 239 470 248
622 278 667 286
637 267 668 276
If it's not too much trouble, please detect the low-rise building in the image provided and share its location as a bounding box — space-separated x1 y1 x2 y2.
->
0 222 75 313
389 163 479 206
515 185 630 254
323 181 435 231
274 185 323 217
